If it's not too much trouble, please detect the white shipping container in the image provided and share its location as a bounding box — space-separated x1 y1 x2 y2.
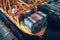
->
38 11 47 23
38 11 47 17
24 18 33 29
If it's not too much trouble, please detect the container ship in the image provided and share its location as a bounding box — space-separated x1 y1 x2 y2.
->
0 0 60 40
0 0 47 37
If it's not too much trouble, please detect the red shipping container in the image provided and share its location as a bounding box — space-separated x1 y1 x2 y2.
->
30 14 40 22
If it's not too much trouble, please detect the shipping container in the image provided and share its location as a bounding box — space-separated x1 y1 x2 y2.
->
37 11 47 23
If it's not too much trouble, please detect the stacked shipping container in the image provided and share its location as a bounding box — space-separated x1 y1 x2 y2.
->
21 11 47 33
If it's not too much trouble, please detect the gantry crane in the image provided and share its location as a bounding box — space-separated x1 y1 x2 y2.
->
0 0 46 37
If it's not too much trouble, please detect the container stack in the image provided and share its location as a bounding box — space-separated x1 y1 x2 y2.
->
38 2 60 27
21 11 47 33
0 20 18 40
